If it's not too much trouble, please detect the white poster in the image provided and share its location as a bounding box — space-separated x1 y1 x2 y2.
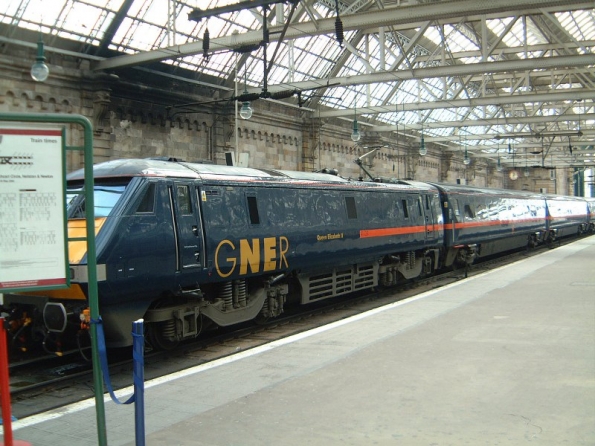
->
0 126 68 291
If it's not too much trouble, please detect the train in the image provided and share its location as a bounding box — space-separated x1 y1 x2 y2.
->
2 157 594 352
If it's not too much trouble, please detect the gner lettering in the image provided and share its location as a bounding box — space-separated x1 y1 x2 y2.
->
215 236 289 278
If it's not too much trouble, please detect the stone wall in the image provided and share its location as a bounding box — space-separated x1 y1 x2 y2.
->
506 166 568 195
0 38 564 192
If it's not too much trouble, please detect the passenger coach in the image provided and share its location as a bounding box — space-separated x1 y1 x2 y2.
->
429 183 547 267
544 194 591 239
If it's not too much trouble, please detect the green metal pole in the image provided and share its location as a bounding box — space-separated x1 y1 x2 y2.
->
574 168 584 197
78 115 108 446
0 113 107 445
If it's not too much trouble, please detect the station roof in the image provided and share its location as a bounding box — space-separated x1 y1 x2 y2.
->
1 0 594 170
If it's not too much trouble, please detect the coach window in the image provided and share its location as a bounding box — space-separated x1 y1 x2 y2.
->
452 198 461 221
136 183 156 213
487 201 497 219
402 199 409 219
268 190 287 227
247 195 260 224
205 188 246 229
386 195 399 220
345 196 357 219
463 204 474 220
177 185 192 215
296 193 309 227
314 194 330 226
281 190 302 226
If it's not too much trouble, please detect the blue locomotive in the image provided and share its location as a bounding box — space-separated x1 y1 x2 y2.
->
2 158 593 351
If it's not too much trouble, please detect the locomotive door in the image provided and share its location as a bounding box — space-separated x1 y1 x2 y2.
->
171 181 203 270
423 194 435 241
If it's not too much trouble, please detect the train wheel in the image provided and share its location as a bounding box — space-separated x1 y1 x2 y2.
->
254 297 270 325
147 320 180 350
421 254 434 277
146 299 181 350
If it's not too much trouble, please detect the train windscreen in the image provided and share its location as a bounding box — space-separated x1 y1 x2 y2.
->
67 182 128 218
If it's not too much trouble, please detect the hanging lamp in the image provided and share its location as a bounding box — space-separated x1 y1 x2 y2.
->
351 105 361 142
463 135 470 165
239 71 253 120
31 33 49 82
419 115 427 156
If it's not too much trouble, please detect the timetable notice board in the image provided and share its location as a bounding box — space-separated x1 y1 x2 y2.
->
0 126 68 291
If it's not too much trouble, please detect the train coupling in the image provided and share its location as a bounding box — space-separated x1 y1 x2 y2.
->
80 308 91 331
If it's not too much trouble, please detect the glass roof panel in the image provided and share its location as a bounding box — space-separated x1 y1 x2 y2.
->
1 0 593 162
85 0 124 7
495 15 548 59
443 24 479 53
368 83 394 105
488 17 520 50
556 10 595 50
57 2 110 42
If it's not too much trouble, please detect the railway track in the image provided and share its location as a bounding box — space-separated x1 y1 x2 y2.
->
6 238 579 420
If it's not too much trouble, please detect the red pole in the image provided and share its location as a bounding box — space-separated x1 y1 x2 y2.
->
0 318 30 446
0 317 14 446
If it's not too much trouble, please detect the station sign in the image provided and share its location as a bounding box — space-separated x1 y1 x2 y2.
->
0 125 69 291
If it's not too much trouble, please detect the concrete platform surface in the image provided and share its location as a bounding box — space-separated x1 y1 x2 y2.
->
3 237 595 445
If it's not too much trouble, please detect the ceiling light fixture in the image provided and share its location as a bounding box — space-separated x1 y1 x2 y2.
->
394 103 399 173
239 101 253 120
419 116 427 156
334 0 344 47
30 33 49 82
239 71 253 120
577 98 583 133
463 134 470 165
202 27 210 59
509 144 518 180
351 105 361 142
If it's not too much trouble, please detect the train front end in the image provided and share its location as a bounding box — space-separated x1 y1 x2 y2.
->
1 170 128 354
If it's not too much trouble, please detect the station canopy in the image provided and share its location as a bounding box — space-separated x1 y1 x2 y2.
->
1 0 594 169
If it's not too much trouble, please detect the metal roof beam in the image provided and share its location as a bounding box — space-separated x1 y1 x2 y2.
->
319 80 595 119
370 113 595 133
93 0 592 71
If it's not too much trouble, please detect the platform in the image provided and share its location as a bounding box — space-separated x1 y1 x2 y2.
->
3 236 595 445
